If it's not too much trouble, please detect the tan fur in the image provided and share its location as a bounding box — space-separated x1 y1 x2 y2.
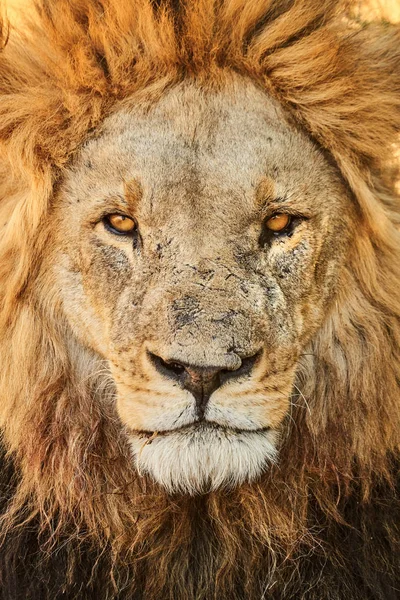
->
0 1 399 597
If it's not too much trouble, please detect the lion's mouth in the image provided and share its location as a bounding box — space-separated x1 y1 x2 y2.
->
134 421 271 439
129 421 278 493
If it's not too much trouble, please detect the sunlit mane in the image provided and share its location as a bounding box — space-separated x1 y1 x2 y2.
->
0 1 399 598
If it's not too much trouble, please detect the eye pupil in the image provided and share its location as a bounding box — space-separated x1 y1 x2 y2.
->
106 214 136 234
265 213 291 233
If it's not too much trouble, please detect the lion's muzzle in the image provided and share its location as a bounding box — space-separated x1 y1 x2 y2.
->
147 349 262 418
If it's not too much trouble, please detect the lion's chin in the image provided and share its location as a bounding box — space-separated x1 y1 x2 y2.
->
129 423 278 495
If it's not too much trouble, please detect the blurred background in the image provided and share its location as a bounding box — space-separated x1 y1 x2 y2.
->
4 0 400 23
355 0 400 21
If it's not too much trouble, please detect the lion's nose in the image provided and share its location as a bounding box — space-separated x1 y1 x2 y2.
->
148 352 260 418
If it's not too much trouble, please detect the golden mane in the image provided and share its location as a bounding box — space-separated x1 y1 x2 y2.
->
0 1 399 598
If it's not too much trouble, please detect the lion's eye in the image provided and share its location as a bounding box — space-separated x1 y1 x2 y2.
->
104 214 136 235
264 213 291 233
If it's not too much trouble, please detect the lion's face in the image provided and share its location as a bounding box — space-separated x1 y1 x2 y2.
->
45 78 353 493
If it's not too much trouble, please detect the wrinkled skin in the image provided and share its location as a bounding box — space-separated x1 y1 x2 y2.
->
45 77 354 493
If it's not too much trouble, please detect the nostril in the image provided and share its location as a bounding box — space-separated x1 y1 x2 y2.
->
220 350 262 384
147 351 187 381
239 350 262 374
167 361 186 376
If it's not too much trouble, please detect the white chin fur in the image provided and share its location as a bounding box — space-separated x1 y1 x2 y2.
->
129 424 278 495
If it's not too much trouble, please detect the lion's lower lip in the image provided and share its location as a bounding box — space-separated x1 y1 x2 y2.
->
135 422 271 438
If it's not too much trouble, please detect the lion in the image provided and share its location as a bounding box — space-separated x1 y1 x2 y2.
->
0 0 399 598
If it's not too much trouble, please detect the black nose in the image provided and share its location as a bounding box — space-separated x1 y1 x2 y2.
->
148 351 260 418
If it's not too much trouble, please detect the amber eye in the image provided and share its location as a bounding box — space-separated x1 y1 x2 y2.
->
104 214 136 235
264 213 291 233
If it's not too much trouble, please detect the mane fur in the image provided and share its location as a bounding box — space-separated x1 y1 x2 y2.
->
0 1 399 598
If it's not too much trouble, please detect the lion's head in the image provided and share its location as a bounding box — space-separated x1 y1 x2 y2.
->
47 79 353 493
0 0 399 597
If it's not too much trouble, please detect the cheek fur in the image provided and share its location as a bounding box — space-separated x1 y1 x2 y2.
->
270 239 314 291
75 239 135 321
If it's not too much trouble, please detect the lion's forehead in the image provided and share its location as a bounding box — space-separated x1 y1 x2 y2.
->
66 80 339 220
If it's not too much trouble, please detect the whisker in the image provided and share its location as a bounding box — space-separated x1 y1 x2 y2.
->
291 383 312 418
